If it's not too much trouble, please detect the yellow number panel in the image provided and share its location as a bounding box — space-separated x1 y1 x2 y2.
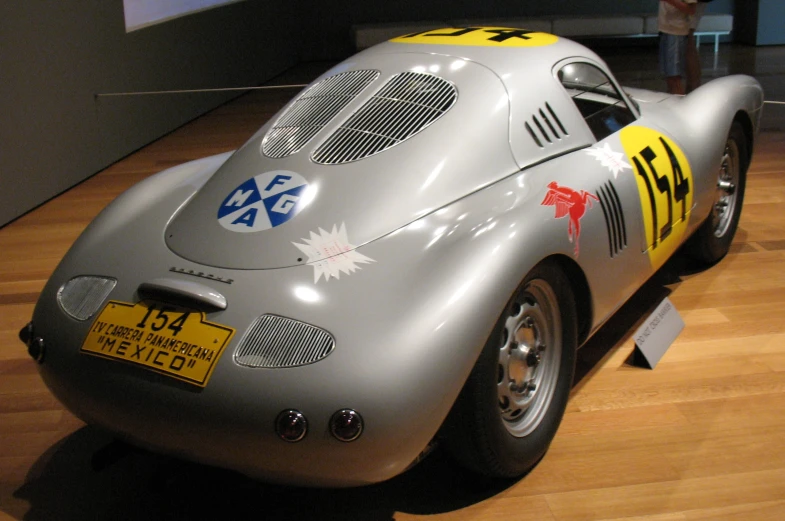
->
391 27 559 47
620 126 694 269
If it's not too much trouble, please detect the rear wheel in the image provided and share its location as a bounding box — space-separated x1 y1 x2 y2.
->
685 121 749 265
443 262 577 477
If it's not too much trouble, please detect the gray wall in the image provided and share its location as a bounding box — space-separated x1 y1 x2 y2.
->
756 1 785 45
0 1 299 226
735 0 785 45
0 0 743 227
299 0 737 60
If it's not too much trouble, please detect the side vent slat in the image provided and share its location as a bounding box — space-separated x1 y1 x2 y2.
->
312 71 457 164
262 70 380 158
526 102 569 148
525 122 543 148
533 116 552 144
539 108 560 139
546 102 568 135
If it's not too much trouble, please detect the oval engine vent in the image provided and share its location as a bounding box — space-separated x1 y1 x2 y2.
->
234 315 335 368
262 69 380 159
312 71 458 165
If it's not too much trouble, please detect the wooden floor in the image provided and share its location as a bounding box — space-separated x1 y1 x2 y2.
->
1 44 784 520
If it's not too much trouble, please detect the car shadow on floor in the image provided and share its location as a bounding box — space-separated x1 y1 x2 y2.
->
12 256 694 521
13 426 517 521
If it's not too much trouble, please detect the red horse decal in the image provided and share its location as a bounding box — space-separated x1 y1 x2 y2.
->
541 182 599 257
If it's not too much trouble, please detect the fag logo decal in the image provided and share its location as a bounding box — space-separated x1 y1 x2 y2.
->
541 182 599 258
293 223 375 283
619 127 694 269
391 27 559 47
218 171 309 233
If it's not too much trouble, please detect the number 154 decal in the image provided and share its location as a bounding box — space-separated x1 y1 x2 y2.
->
620 127 694 269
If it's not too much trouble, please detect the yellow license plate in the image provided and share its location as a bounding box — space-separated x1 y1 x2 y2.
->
81 300 235 387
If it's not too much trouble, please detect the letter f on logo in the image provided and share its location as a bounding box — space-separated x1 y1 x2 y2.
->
264 174 292 193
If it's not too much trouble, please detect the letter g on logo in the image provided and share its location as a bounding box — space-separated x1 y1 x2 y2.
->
271 194 300 214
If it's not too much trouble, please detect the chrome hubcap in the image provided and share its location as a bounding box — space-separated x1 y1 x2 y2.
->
497 280 561 437
712 139 740 238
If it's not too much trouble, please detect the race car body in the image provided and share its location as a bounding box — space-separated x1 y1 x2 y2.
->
22 28 763 486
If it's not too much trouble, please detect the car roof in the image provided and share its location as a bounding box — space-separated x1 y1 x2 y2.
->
375 27 606 82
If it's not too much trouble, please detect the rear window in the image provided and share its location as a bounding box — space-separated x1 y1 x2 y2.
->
558 62 636 141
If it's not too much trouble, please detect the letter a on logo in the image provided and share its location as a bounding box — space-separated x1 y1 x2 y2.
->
231 208 258 227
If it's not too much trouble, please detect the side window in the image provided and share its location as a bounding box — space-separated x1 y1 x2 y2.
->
558 62 636 142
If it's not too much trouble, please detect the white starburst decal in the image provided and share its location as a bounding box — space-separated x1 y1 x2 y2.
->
293 223 375 283
586 143 632 178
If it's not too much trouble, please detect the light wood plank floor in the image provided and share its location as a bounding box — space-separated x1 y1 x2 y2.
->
1 44 784 520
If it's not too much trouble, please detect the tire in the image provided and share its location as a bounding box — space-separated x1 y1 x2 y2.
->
442 262 577 478
685 121 749 265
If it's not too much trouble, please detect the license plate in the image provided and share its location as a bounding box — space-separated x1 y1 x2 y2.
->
81 300 235 387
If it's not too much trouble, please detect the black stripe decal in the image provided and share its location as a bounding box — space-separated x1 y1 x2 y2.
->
597 185 615 258
607 182 627 249
597 181 627 257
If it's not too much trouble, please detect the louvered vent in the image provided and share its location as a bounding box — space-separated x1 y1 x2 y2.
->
262 70 380 159
234 315 335 368
525 102 568 148
596 181 627 258
312 71 457 164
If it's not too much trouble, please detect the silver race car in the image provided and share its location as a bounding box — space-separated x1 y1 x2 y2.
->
21 28 763 487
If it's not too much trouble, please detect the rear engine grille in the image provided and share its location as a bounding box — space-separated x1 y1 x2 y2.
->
312 71 457 164
262 70 379 158
234 315 335 368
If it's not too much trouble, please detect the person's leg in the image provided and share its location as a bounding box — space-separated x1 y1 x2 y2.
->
667 76 685 94
686 30 701 92
660 32 686 94
687 4 706 93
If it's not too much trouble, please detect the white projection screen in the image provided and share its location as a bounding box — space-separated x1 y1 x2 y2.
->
123 0 247 31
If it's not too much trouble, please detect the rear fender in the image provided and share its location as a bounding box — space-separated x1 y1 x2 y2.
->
645 76 763 225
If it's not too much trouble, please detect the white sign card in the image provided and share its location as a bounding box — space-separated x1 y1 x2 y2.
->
631 297 685 369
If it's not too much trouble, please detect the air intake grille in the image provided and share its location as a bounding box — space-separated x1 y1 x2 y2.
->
312 71 457 164
262 70 380 158
234 315 335 368
525 102 568 148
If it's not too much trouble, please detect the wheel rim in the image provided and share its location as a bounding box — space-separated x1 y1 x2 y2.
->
711 137 740 238
497 279 561 437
